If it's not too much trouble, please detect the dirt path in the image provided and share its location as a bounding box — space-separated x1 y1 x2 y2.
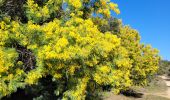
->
105 75 170 100
144 92 170 99
159 75 170 98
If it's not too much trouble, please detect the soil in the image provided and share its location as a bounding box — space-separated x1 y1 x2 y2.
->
104 75 170 100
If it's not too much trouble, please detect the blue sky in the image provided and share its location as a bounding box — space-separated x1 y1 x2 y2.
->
111 0 170 60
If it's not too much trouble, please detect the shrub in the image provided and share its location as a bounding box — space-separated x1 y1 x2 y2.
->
0 0 160 99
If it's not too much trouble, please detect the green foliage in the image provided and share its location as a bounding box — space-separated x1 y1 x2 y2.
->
0 0 160 99
157 60 170 75
0 0 27 22
92 17 121 33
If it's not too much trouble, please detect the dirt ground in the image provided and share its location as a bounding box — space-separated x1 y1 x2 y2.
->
104 75 170 100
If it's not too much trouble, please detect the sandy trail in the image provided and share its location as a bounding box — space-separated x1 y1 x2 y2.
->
158 75 170 98
105 75 170 100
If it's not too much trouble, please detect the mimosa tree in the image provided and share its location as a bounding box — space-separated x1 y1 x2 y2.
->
0 0 160 99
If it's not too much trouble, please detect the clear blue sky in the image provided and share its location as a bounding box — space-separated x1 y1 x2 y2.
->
111 0 170 60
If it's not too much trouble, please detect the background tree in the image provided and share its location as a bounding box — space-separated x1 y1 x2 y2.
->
92 17 121 33
94 18 160 86
158 60 170 75
117 26 160 85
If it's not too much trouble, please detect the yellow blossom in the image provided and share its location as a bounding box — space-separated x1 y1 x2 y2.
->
68 0 82 8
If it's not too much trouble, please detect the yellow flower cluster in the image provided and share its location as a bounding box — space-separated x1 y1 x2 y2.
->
0 48 26 97
109 3 120 14
26 0 62 23
25 0 120 23
95 0 120 17
0 0 160 98
118 26 160 85
99 66 111 73
3 16 132 97
25 67 44 85
115 59 131 68
63 77 89 100
0 48 18 74
53 73 62 79
68 0 82 8
67 65 80 75
31 17 121 63
0 21 9 46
